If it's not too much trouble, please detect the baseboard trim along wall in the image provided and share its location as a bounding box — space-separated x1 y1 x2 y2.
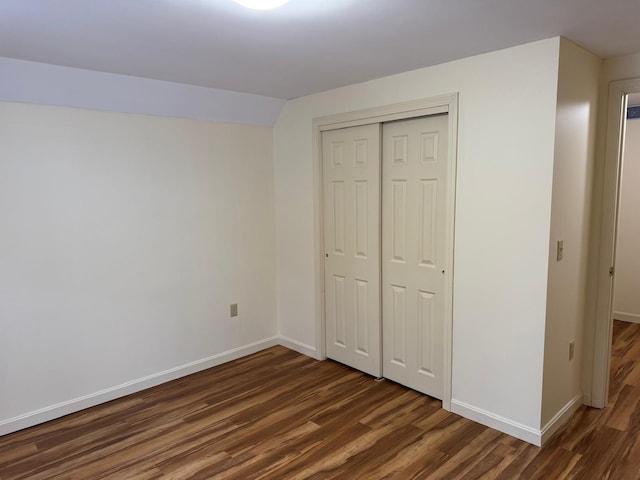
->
0 337 279 436
540 393 583 444
2 338 580 446
277 335 318 359
613 311 640 324
451 399 543 446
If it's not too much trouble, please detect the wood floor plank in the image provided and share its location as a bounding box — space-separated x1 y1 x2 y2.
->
2 321 640 479
606 383 639 430
491 442 540 480
565 426 627 479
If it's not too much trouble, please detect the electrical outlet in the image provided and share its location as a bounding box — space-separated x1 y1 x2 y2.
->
230 303 238 317
557 240 564 261
569 341 575 360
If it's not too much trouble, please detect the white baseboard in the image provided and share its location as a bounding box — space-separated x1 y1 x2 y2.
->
450 399 542 446
613 311 640 324
278 335 317 358
540 393 583 444
0 336 279 437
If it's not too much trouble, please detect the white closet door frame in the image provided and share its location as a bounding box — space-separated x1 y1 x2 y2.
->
312 93 459 410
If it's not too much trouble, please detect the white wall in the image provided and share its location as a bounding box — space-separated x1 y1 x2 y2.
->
541 39 601 429
0 101 278 434
274 38 561 439
614 118 640 322
602 53 640 87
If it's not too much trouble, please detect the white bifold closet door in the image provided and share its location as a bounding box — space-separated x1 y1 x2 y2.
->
323 123 382 378
382 114 448 399
323 114 448 399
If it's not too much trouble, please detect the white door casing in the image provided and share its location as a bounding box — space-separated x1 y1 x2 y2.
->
382 114 449 399
323 123 382 377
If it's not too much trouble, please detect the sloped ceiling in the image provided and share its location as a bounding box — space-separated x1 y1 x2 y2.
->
2 0 640 99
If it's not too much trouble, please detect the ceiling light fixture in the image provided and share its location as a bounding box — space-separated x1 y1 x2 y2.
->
232 0 290 10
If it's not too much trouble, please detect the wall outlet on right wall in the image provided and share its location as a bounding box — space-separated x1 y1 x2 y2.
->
557 240 564 261
569 340 575 360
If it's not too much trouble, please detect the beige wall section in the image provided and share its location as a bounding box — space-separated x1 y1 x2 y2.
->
274 38 561 436
0 101 277 432
614 118 640 322
602 53 640 85
541 39 601 428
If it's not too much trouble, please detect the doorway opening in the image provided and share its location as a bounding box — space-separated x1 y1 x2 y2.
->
591 79 640 408
608 95 640 408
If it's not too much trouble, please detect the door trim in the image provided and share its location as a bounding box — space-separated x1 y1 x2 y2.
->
312 94 459 410
590 79 640 408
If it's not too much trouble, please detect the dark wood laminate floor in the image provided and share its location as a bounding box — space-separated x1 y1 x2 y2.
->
2 320 640 479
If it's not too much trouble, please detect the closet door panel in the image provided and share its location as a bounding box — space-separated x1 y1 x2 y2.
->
323 124 381 377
